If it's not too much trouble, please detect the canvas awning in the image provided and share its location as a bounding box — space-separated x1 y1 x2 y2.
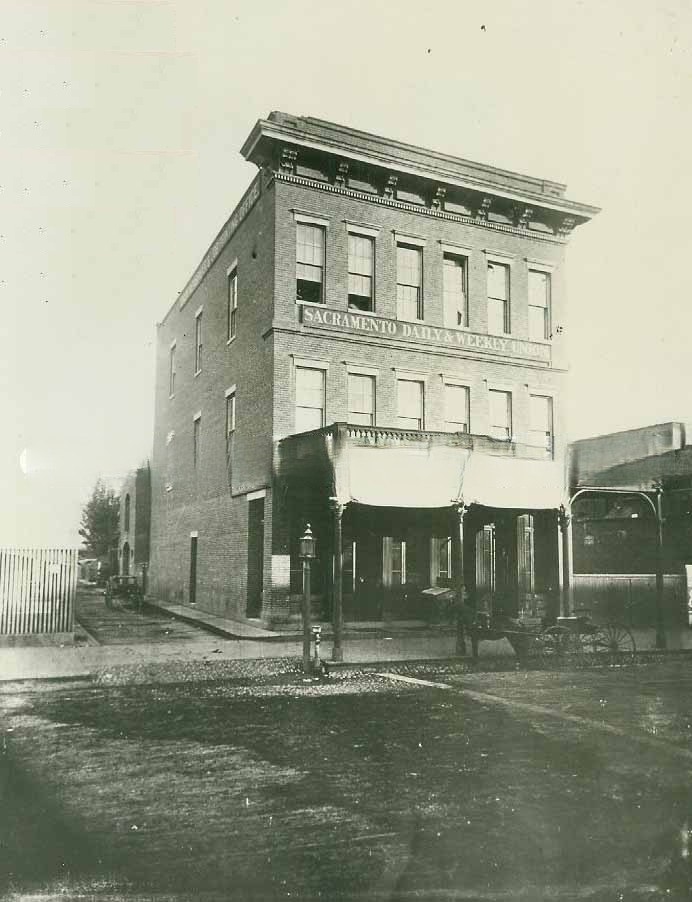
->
336 445 470 508
461 454 566 509
334 444 566 510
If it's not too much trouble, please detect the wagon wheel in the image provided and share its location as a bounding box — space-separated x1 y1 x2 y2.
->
581 623 636 658
531 625 577 664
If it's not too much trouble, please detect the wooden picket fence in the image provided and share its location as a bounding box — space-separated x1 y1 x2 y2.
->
0 548 78 636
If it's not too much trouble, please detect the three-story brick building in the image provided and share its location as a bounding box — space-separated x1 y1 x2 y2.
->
149 112 598 634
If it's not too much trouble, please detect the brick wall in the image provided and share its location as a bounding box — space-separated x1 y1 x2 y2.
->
149 166 576 625
149 172 276 618
271 179 568 458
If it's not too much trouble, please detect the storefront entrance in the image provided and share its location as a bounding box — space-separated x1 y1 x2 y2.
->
340 506 456 623
336 505 559 624
474 509 558 619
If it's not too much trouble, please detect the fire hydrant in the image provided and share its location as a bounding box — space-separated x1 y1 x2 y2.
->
311 625 322 675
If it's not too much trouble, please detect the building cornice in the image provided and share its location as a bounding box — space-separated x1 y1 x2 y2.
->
242 113 600 223
160 171 265 324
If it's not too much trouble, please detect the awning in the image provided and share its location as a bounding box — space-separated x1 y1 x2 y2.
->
337 445 470 508
335 444 566 510
461 454 566 509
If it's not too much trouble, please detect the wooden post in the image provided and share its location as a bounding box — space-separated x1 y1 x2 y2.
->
330 498 345 662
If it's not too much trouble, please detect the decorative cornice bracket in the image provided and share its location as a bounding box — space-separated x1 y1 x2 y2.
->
513 205 534 229
555 215 576 238
475 196 493 221
334 160 349 188
279 146 298 175
431 185 446 210
383 173 398 199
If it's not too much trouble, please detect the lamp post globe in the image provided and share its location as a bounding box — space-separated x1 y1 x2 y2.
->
300 523 316 560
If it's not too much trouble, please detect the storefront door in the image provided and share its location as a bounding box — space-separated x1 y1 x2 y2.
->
343 533 383 621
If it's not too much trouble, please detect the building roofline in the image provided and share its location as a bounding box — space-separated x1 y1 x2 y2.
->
158 170 263 325
570 421 690 449
241 112 600 220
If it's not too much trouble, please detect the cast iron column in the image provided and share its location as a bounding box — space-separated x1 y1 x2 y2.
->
454 502 469 656
655 488 667 649
330 498 344 662
558 504 572 617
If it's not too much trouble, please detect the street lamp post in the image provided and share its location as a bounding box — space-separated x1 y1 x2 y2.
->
299 523 317 674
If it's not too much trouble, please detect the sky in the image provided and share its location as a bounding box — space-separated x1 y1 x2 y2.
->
1 0 691 547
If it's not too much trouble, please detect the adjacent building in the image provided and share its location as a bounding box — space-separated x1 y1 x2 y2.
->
118 463 151 590
149 112 598 630
568 421 692 628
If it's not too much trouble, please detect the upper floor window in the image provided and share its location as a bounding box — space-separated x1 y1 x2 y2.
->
193 415 201 468
443 254 467 329
225 390 236 453
169 343 176 397
397 379 424 430
444 383 469 433
295 366 325 432
530 394 554 455
227 268 238 342
348 373 375 426
194 310 203 374
528 269 551 341
348 234 374 312
124 494 131 532
396 244 423 321
487 262 510 335
488 389 512 441
296 223 325 304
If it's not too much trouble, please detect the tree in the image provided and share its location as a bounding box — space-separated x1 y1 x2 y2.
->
79 479 120 558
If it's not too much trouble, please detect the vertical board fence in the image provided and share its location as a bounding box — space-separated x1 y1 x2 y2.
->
0 548 78 636
572 573 685 628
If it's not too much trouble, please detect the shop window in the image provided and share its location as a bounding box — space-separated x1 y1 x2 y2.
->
517 514 535 596
528 270 551 341
397 244 423 321
443 253 467 328
194 310 203 374
296 223 325 304
530 394 553 454
169 342 176 397
488 389 512 441
295 366 325 432
383 537 406 586
348 373 375 426
391 539 405 585
227 268 238 341
348 234 374 311
397 379 424 430
431 536 452 585
444 383 469 432
487 261 510 335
